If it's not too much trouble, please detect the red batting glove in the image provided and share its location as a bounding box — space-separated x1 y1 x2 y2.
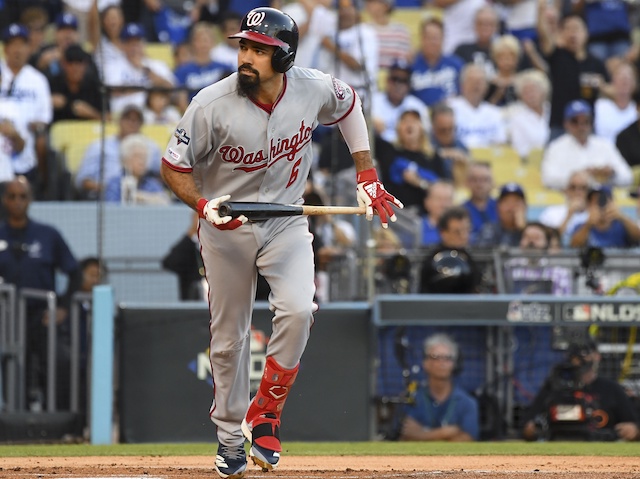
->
197 196 247 231
356 168 403 229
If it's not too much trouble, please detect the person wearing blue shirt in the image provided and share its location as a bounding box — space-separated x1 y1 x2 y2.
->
410 17 463 107
463 161 498 243
569 184 640 248
420 180 455 247
174 23 232 111
400 333 479 441
0 176 79 410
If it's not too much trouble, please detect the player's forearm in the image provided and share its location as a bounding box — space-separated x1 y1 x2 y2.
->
160 162 202 210
351 150 375 174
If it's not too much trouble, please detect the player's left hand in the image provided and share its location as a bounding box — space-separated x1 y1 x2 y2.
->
356 168 403 229
197 194 248 230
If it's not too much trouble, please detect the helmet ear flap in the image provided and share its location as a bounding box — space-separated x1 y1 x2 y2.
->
272 46 295 73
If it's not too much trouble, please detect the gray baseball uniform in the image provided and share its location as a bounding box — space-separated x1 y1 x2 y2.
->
162 66 357 445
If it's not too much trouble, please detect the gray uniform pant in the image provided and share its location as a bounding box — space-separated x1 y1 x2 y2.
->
199 216 316 446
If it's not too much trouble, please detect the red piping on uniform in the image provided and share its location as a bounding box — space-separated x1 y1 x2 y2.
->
250 74 288 114
323 85 357 126
162 157 193 173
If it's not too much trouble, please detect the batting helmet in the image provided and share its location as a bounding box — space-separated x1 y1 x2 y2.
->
421 249 475 294
229 7 299 73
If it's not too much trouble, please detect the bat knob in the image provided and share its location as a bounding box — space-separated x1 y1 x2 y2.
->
218 201 231 218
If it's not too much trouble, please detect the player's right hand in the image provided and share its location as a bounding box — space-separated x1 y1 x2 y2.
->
197 195 248 231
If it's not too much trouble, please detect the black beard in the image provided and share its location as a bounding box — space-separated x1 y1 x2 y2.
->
237 65 260 98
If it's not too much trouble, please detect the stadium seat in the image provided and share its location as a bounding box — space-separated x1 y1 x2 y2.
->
50 120 175 174
145 43 174 70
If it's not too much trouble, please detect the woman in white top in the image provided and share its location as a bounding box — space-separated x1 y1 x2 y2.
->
506 69 550 160
594 61 637 143
88 1 126 79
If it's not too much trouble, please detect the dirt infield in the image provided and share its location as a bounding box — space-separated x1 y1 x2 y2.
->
1 455 639 479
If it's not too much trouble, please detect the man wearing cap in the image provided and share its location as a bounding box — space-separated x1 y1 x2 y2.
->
48 43 103 122
31 13 81 78
474 182 527 247
568 184 640 248
372 60 429 143
75 104 162 200
542 100 633 190
103 22 176 116
522 339 639 441
0 23 53 189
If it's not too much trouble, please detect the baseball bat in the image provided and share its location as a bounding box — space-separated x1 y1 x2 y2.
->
218 201 366 220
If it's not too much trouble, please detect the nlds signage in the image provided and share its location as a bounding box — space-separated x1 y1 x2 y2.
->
563 303 640 322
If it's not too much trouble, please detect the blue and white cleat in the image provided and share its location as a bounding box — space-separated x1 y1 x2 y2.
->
214 443 247 479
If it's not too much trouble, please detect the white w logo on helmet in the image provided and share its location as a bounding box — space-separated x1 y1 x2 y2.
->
246 11 266 27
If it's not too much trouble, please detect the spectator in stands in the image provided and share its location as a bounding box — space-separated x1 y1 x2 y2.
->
420 180 455 246
88 2 126 80
505 68 550 161
453 5 499 78
0 24 53 190
48 44 103 122
462 161 497 244
615 89 640 179
383 110 449 210
174 23 231 112
20 6 50 56
420 206 482 294
498 0 538 42
210 12 243 72
429 102 470 186
283 0 336 70
56 255 106 412
522 339 639 441
569 183 640 248
537 9 609 140
318 2 379 106
504 221 573 295
542 100 633 190
75 104 162 200
539 170 591 245
485 35 521 107
0 96 27 190
571 0 632 65
363 0 412 69
162 211 206 301
410 17 464 107
448 63 507 148
172 40 192 69
143 89 181 125
475 182 527 247
372 60 430 144
103 23 177 116
400 333 479 441
104 133 170 205
433 0 488 56
594 61 637 144
30 12 82 78
0 176 79 411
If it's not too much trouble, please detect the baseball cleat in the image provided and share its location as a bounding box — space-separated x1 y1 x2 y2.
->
242 414 281 471
214 443 247 479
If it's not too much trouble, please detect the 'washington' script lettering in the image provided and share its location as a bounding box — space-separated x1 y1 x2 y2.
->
269 120 313 166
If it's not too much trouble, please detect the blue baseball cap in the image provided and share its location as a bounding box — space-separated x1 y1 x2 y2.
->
564 100 592 120
121 23 145 40
498 182 526 201
56 13 79 30
2 23 29 42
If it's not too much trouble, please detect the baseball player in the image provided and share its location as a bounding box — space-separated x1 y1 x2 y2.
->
160 7 402 479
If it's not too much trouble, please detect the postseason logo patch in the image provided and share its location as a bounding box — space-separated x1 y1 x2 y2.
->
174 128 190 145
331 77 347 100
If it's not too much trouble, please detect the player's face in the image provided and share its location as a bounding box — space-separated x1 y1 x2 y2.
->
237 39 277 95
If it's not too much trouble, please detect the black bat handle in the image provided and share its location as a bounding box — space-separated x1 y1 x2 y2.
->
218 201 233 218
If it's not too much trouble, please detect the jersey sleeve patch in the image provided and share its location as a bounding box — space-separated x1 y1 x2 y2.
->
174 128 191 145
331 76 348 100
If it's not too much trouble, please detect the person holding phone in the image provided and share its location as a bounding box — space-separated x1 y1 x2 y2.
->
569 184 640 248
